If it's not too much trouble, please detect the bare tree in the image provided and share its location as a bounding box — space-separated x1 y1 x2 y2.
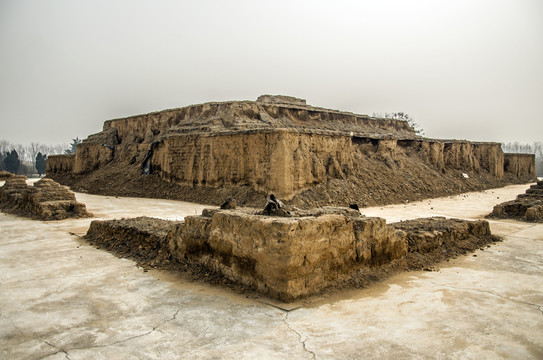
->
13 144 28 163
0 139 73 175
28 142 41 170
372 112 424 135
0 139 11 154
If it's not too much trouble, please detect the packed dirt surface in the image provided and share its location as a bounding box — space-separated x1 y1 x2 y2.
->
488 179 543 222
0 176 91 220
84 214 500 301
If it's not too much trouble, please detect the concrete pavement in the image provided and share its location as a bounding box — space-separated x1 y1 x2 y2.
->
1 182 542 359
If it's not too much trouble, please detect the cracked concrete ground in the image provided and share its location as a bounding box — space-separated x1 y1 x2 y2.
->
1 181 542 359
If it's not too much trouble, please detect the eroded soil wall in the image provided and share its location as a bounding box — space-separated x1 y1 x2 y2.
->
85 210 498 301
47 132 534 208
504 153 536 177
46 98 535 207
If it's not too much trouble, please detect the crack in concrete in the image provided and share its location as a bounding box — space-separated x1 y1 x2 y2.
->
1 315 23 336
431 281 543 316
0 237 61 246
43 222 86 237
37 309 180 359
506 235 542 241
500 223 537 238
42 340 71 360
3 271 111 286
261 300 302 312
103 309 180 347
283 312 317 360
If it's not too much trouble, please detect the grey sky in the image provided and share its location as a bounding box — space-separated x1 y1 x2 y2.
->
1 0 542 146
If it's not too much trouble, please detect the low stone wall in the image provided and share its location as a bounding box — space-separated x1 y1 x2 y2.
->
85 209 498 301
0 177 90 220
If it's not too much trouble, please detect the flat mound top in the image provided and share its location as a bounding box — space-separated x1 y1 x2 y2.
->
256 94 307 105
101 95 416 140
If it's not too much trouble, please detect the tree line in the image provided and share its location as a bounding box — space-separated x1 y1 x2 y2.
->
0 138 81 176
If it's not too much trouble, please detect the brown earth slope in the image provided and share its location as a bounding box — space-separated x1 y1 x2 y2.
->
48 143 532 209
47 96 535 208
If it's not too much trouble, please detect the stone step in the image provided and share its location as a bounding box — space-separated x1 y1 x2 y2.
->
526 188 543 195
538 180 543 186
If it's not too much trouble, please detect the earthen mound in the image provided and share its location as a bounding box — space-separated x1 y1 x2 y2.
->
487 180 543 222
0 177 91 220
86 217 173 267
46 95 536 208
85 209 499 301
391 217 496 268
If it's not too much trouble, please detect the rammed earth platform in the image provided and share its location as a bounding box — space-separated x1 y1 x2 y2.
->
46 96 536 207
86 210 497 301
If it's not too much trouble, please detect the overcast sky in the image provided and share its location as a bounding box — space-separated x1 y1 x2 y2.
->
1 0 542 146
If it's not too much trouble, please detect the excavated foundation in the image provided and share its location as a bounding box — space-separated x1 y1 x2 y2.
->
85 209 498 301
